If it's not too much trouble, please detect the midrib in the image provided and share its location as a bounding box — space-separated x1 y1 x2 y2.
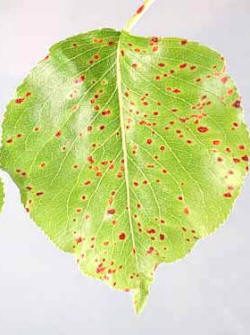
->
116 34 138 264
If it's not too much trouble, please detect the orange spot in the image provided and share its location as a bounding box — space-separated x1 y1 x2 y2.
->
198 126 209 133
107 209 116 215
119 232 126 240
136 5 144 14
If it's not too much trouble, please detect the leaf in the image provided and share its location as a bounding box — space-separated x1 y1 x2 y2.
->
1 25 249 314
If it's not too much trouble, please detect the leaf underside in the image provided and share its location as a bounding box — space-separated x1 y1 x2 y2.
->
1 28 249 313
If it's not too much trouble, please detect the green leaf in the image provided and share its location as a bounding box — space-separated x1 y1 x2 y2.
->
1 27 249 313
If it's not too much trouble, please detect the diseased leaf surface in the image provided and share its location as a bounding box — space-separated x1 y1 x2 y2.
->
1 28 249 313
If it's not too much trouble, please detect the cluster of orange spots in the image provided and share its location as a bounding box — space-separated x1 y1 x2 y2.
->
181 226 199 241
166 87 181 94
16 168 27 177
191 95 212 113
68 88 79 99
102 109 111 116
148 36 159 52
15 92 31 104
73 75 85 85
155 217 166 224
223 192 232 198
15 98 25 104
89 53 100 65
147 246 154 254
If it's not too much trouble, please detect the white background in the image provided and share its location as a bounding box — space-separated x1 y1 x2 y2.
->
0 0 250 334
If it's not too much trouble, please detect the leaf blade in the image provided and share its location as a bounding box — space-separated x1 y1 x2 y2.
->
1 29 249 313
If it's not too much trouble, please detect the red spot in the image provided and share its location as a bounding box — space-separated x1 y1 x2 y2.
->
151 37 159 43
119 232 126 240
36 192 44 197
158 63 165 67
87 156 94 164
136 5 144 14
55 130 62 137
221 77 228 84
212 140 221 145
181 39 188 45
173 89 181 94
178 196 183 201
146 138 153 144
239 144 245 150
224 192 232 198
160 145 165 151
107 209 116 215
184 207 190 215
75 237 83 244
147 246 154 254
132 63 138 69
242 155 249 162
190 65 197 70
159 234 165 241
26 92 31 97
232 100 241 108
198 126 209 133
15 98 25 104
147 229 156 234
96 264 106 274
6 138 13 143
179 63 187 69
84 180 91 185
233 158 240 164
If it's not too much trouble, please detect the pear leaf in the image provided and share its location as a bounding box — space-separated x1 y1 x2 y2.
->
1 9 249 314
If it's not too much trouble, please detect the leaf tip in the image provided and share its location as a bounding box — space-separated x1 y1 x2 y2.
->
133 274 152 314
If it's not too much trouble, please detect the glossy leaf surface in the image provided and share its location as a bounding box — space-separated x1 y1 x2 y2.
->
1 28 249 313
